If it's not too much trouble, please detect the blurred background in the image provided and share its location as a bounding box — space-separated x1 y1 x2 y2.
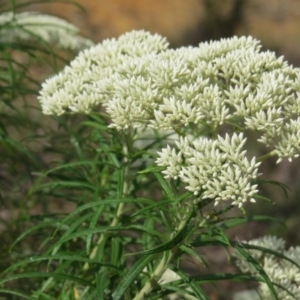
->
27 0 300 65
1 0 300 299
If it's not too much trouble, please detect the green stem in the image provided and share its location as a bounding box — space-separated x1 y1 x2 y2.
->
257 150 277 162
86 202 125 261
133 219 187 299
83 132 131 270
133 250 174 300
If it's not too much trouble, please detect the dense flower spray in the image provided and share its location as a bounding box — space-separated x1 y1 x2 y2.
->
38 30 300 208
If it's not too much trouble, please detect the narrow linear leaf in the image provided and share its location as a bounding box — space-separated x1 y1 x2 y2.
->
137 166 164 174
9 220 63 251
96 270 111 300
154 172 175 201
129 211 194 256
126 225 166 239
84 290 98 300
218 215 286 230
255 179 290 199
0 289 31 299
1 254 119 277
237 242 300 269
170 268 209 300
111 237 122 267
112 254 155 300
59 198 153 229
234 243 278 300
50 227 123 253
81 121 107 131
179 245 208 268
192 272 258 283
86 204 106 255
130 199 173 218
0 272 93 287
32 180 95 192
51 212 95 254
117 166 125 198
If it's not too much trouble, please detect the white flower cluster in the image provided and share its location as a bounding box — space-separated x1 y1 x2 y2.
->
235 236 300 300
38 30 300 164
156 133 260 207
38 30 169 115
0 12 94 51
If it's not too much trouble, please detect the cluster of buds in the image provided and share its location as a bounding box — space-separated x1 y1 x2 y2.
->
38 30 300 207
235 236 300 300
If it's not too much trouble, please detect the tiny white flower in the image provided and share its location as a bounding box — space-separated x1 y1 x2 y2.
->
38 30 300 198
235 236 300 300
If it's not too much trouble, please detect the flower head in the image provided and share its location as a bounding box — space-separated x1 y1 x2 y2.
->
234 236 300 300
39 31 300 151
157 133 260 207
38 30 300 206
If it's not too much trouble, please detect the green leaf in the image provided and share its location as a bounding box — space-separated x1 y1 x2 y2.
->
169 268 209 300
234 243 279 300
111 237 122 266
70 134 84 160
175 192 192 204
0 272 93 287
255 179 290 199
117 166 125 198
31 180 95 193
42 161 98 175
159 209 173 234
154 172 175 201
142 218 155 253
9 220 63 251
130 199 173 218
218 215 286 230
129 210 195 256
96 270 111 300
51 212 95 255
49 227 123 254
86 205 106 255
238 243 300 270
126 225 165 239
81 120 107 131
209 226 232 246
190 234 226 248
137 166 164 174
112 254 155 300
179 245 208 268
84 290 98 300
1 254 118 277
192 272 258 283
100 144 120 168
0 289 31 299
58 198 153 230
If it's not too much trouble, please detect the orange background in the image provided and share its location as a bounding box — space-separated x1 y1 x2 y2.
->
24 0 300 65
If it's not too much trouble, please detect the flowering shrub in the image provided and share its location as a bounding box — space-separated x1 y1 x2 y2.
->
1 18 300 300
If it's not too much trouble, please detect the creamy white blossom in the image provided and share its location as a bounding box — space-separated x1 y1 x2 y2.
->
38 30 300 184
234 236 300 300
156 133 260 207
0 12 94 51
39 31 300 153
